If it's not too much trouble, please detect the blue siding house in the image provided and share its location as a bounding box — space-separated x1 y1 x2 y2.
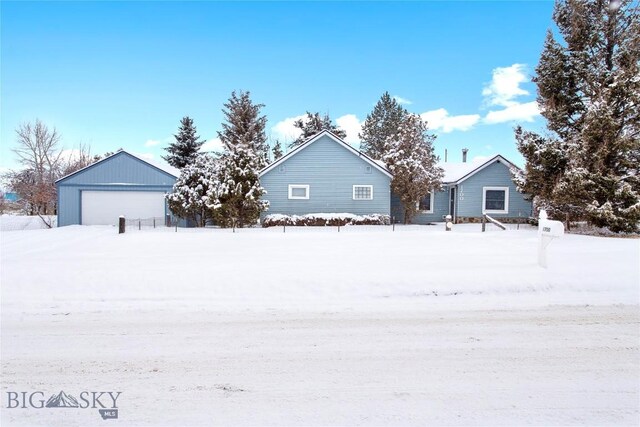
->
392 155 533 224
260 131 392 217
56 151 178 226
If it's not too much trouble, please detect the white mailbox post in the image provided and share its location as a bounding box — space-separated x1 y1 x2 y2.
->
537 209 564 268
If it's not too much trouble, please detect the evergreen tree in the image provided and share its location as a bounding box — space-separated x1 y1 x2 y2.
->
166 154 219 227
215 91 269 227
163 117 204 169
272 139 284 161
214 143 269 228
289 112 347 148
359 92 408 160
383 114 444 224
219 90 269 168
516 0 640 232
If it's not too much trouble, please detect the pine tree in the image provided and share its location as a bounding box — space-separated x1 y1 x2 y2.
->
289 112 347 148
516 0 640 232
166 154 219 227
383 114 444 224
219 90 269 168
215 90 269 227
163 117 204 169
359 92 408 160
272 139 283 161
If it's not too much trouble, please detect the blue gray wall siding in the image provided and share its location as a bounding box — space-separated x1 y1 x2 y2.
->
391 190 451 224
391 160 532 224
455 160 532 219
57 152 176 226
260 134 391 217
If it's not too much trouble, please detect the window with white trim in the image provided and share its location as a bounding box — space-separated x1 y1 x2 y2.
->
352 185 373 200
417 191 434 213
482 187 509 214
288 184 309 200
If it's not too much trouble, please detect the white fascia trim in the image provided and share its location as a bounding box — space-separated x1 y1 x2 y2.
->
352 185 374 200
482 186 509 214
448 155 520 185
259 130 393 178
288 184 310 200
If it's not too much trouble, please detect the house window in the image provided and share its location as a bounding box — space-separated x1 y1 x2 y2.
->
353 185 373 200
418 191 434 213
288 184 309 200
482 187 509 214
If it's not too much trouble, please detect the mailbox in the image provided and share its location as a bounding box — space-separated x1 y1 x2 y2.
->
537 210 564 268
539 219 564 237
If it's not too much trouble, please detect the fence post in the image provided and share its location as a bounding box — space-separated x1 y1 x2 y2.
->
138 219 141 230
392 216 395 232
153 218 156 229
175 219 178 232
482 215 486 232
118 216 125 234
166 214 171 227
338 223 340 233
283 222 286 233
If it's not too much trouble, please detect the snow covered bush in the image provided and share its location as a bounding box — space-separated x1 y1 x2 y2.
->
166 154 220 227
262 213 390 227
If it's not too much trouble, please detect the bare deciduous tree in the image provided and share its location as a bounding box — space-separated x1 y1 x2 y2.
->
7 120 63 225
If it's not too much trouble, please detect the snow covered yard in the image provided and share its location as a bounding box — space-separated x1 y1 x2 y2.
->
1 224 638 426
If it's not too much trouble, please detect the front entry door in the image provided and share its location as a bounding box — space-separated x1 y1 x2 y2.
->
449 187 456 223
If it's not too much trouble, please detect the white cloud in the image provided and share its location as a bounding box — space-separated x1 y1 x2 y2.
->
200 137 224 153
482 63 530 107
144 139 162 148
271 115 305 143
393 95 412 105
420 108 481 133
335 114 362 144
483 101 540 124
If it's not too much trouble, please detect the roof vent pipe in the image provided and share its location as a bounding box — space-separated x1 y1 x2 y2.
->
444 149 448 163
462 148 468 163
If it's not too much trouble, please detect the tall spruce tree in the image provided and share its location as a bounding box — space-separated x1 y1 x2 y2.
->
516 0 640 232
163 116 204 169
215 90 269 227
383 114 444 224
219 91 269 167
359 92 408 160
289 112 347 148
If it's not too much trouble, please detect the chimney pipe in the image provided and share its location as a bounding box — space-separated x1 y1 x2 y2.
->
444 149 448 163
462 148 468 163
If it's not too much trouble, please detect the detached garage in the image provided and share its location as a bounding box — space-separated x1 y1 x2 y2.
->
56 150 178 227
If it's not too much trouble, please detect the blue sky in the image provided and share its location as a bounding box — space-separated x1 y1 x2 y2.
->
1 1 555 171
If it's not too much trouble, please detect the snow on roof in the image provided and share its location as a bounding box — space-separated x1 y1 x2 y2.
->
125 151 180 178
439 155 519 184
439 157 489 183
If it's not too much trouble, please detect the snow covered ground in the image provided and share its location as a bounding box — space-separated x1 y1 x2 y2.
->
1 224 639 426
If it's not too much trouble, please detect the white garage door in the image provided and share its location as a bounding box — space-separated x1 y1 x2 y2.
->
81 191 166 225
